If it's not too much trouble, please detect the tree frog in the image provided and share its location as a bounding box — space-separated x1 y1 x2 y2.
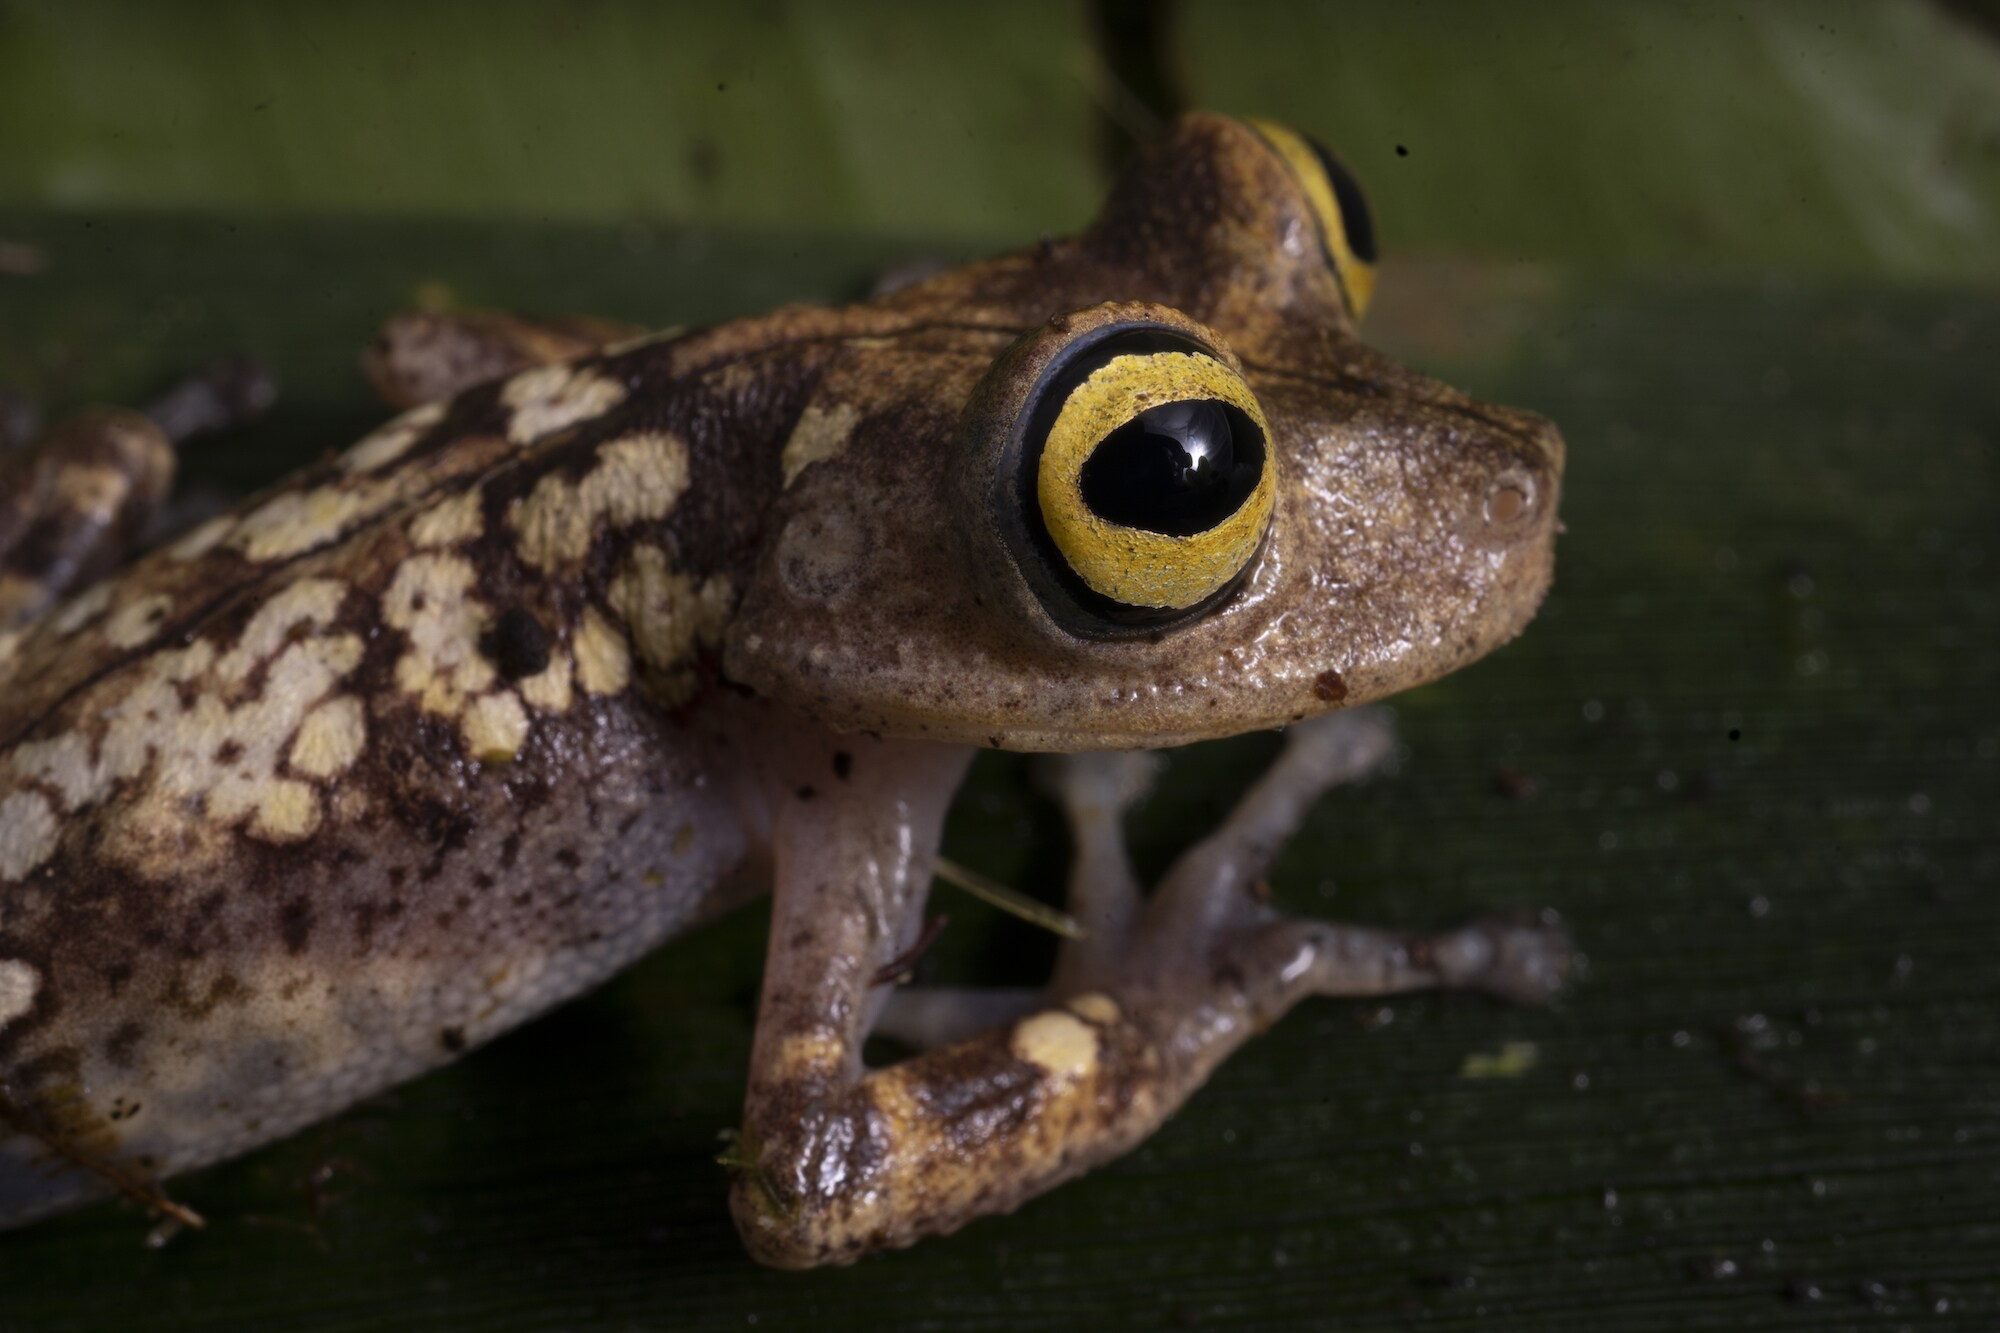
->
0 114 1567 1266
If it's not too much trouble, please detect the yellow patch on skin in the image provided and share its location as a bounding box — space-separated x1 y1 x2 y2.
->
774 1031 845 1081
607 545 732 707
340 400 446 474
573 608 631 696
167 515 234 562
780 402 862 487
248 780 321 841
383 553 495 717
0 790 60 883
0 627 22 672
289 695 367 779
517 650 574 713
462 691 529 764
102 592 173 651
1010 1010 1100 1082
0 577 365 879
500 363 628 446
10 732 92 808
1065 992 1121 1026
509 431 690 571
233 485 383 563
49 582 113 637
409 488 485 548
217 580 351 684
0 958 39 1029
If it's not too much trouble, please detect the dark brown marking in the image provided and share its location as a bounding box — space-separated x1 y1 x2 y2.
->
104 1021 146 1070
481 606 552 681
832 751 853 781
163 972 249 1021
279 898 314 955
440 1027 467 1053
1312 669 1347 702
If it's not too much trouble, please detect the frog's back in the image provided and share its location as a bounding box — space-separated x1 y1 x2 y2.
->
0 335 815 1222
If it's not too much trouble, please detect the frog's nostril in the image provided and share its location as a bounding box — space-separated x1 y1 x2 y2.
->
1483 472 1537 529
1488 484 1527 524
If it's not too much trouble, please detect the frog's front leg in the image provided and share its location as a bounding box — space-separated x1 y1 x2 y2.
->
733 712 1569 1268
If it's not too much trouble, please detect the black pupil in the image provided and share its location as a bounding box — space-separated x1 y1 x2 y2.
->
1078 399 1263 537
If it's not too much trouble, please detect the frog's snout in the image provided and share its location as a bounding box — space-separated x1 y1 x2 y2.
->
1477 411 1565 549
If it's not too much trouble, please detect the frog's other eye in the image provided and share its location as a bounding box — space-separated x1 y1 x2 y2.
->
1245 118 1378 320
1015 327 1275 634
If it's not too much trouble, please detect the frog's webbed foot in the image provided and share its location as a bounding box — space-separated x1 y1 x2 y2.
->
734 711 1568 1268
363 308 647 409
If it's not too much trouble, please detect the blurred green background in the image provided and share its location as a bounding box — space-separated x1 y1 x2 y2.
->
2 2 1998 1330
4 0 1997 271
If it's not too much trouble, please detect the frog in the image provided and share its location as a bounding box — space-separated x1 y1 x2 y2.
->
0 113 1567 1267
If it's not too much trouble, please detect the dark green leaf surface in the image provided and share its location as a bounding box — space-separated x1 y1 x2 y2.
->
0 208 1994 1331
1183 0 2000 279
0 0 1099 239
6 2 1999 276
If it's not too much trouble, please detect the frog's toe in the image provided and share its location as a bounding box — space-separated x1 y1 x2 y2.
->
1281 705 1397 785
1033 749 1161 817
872 986 1039 1050
1143 707 1396 938
1426 911 1574 1005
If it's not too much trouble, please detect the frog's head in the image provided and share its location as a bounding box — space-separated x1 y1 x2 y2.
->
725 113 1564 752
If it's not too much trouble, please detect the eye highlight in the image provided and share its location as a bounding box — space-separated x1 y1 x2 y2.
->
1024 329 1275 627
1245 118 1379 320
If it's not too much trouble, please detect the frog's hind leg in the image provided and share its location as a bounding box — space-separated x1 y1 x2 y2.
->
733 712 1569 1268
0 358 273 632
363 309 647 409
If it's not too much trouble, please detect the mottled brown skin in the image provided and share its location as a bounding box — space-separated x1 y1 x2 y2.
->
0 114 1567 1261
364 309 646 411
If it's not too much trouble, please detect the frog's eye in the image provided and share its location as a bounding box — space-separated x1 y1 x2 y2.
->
1246 119 1379 320
1015 327 1275 633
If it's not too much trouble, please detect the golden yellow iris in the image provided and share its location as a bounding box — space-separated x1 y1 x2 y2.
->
1246 118 1376 320
1036 351 1274 610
